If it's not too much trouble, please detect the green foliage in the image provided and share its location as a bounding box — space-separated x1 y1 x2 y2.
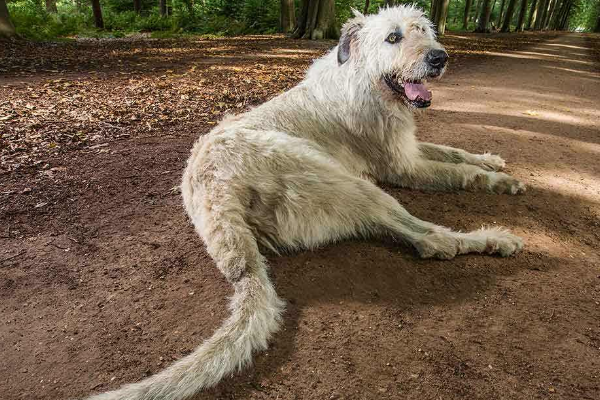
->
569 0 599 31
5 0 600 40
8 0 89 40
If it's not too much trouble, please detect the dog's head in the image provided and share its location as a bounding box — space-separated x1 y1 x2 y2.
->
337 6 447 109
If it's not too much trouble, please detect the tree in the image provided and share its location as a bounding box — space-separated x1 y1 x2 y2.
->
0 0 15 39
281 0 296 33
363 0 370 14
463 0 474 28
595 1 600 32
516 0 528 30
539 0 551 28
431 0 451 34
293 0 339 40
46 0 58 13
91 0 104 28
500 0 519 31
474 0 493 31
544 0 558 29
474 0 483 22
496 0 506 27
133 0 141 14
160 0 167 17
527 0 538 27
534 0 549 29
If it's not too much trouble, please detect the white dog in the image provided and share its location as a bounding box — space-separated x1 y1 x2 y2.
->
85 6 524 400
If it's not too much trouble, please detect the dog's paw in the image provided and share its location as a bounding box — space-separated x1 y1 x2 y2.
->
479 228 524 257
476 152 506 171
487 172 526 195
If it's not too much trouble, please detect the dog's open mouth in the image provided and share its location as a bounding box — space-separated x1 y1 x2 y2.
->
383 75 432 108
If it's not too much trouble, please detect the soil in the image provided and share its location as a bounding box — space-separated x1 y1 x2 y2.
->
1 32 599 400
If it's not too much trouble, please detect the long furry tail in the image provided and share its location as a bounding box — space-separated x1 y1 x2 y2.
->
85 261 284 400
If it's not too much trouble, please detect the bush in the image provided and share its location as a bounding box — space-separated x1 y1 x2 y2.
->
8 0 89 40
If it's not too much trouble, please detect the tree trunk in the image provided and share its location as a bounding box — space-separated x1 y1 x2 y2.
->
0 0 15 39
533 0 548 29
548 0 563 29
133 0 141 14
91 0 104 29
462 0 473 28
431 0 439 23
160 0 167 17
363 0 370 14
280 0 295 33
46 0 58 13
474 0 483 22
516 0 528 30
313 0 337 39
495 0 506 26
293 0 338 40
559 0 573 30
544 0 557 29
500 0 518 31
539 0 550 29
474 0 492 32
527 0 538 28
433 0 451 35
595 3 600 32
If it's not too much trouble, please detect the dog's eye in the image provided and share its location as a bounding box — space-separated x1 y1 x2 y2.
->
385 32 401 44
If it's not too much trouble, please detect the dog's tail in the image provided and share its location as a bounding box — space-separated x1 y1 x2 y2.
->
86 200 285 400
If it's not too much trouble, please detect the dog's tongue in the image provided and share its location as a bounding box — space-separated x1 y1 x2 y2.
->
404 82 431 101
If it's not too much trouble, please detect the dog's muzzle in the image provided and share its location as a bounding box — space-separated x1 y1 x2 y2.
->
426 49 448 78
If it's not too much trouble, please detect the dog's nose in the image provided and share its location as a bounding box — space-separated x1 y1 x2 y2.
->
426 49 448 68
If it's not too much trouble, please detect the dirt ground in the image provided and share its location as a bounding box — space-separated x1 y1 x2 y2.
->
1 32 599 400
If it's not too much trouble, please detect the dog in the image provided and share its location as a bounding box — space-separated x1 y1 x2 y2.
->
85 5 525 400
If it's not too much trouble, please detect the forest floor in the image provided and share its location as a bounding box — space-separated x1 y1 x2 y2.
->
1 31 599 400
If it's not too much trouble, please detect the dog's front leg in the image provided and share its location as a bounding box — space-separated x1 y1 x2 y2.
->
418 142 506 171
389 159 525 194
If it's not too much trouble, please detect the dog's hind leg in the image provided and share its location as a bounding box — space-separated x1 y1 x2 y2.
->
418 142 506 171
245 162 523 260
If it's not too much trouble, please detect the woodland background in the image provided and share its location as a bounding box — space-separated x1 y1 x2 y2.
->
1 0 599 41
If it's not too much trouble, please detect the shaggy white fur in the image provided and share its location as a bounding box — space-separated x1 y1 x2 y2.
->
84 5 524 400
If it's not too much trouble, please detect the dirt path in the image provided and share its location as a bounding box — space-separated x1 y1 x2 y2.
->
1 33 599 400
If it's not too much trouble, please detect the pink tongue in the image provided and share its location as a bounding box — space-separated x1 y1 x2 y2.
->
404 83 431 101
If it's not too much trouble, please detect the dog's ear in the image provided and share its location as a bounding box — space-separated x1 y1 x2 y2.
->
337 13 364 66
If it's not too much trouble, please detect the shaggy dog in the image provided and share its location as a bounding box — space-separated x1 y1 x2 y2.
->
86 5 524 400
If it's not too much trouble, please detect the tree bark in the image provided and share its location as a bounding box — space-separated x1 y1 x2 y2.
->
544 0 557 29
91 0 104 29
527 0 538 28
463 0 473 28
433 0 451 35
313 0 337 39
133 0 141 14
516 0 528 30
0 0 15 39
595 2 600 32
280 0 295 33
500 0 518 31
539 0 550 29
160 0 167 17
431 0 439 24
363 0 370 14
474 0 483 22
293 0 338 40
548 0 563 29
533 0 548 29
495 0 506 26
558 0 573 30
46 0 58 13
474 0 492 32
